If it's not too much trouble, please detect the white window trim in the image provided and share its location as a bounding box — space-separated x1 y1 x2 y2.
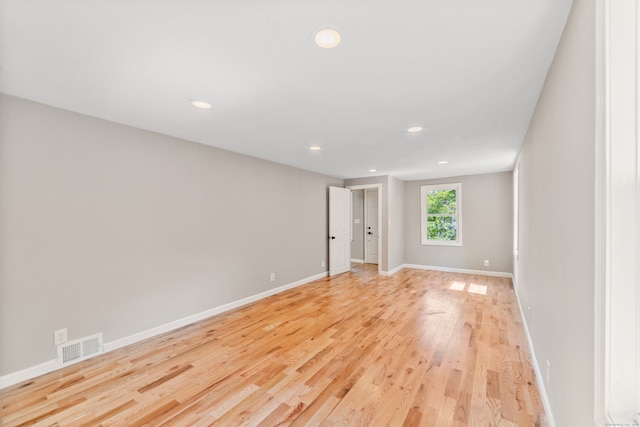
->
594 0 640 425
420 183 462 246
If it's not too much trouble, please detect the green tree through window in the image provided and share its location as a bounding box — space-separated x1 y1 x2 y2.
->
427 189 457 240
421 183 462 245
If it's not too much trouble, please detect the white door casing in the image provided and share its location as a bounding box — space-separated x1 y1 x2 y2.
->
346 183 382 275
329 186 351 276
594 0 640 423
365 189 379 264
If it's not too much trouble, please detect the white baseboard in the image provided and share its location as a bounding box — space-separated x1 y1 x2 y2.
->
0 359 60 390
511 277 557 427
350 258 364 264
0 271 328 390
401 263 513 278
380 264 404 276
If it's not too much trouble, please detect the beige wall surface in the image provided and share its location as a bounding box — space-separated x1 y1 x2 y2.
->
514 0 595 425
0 95 342 375
404 172 513 273
387 176 405 271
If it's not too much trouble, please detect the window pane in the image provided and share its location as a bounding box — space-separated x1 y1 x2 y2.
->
427 215 457 241
420 183 462 246
427 190 457 214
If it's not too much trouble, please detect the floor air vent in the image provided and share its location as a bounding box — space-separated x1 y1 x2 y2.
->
57 333 103 366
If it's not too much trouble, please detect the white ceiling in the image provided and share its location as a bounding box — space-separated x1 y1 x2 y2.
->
0 0 572 181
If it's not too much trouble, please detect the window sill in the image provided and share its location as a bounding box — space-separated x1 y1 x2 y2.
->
421 241 462 247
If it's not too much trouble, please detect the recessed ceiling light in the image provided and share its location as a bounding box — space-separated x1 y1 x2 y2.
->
407 126 423 133
368 169 377 173
309 146 321 151
190 100 212 110
315 29 341 49
438 160 449 165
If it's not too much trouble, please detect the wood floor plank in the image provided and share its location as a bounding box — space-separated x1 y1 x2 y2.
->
0 265 547 426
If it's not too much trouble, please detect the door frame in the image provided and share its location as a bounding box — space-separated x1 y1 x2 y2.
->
594 0 640 423
347 184 382 275
364 188 379 265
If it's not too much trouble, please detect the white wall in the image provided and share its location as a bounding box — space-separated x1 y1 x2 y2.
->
0 94 342 375
404 172 513 273
514 0 595 425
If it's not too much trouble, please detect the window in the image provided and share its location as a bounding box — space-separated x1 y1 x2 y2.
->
420 183 462 246
513 163 519 260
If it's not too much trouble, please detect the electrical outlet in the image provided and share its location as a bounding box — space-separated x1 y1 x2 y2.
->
54 328 68 346
321 260 325 268
546 360 551 385
270 273 275 282
483 260 490 267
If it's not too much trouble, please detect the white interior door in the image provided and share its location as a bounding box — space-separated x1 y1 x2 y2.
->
329 186 351 276
365 189 379 264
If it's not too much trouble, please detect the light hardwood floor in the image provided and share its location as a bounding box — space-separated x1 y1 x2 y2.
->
0 266 546 426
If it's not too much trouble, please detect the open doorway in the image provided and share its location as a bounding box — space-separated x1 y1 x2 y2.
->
350 189 365 264
348 185 381 272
